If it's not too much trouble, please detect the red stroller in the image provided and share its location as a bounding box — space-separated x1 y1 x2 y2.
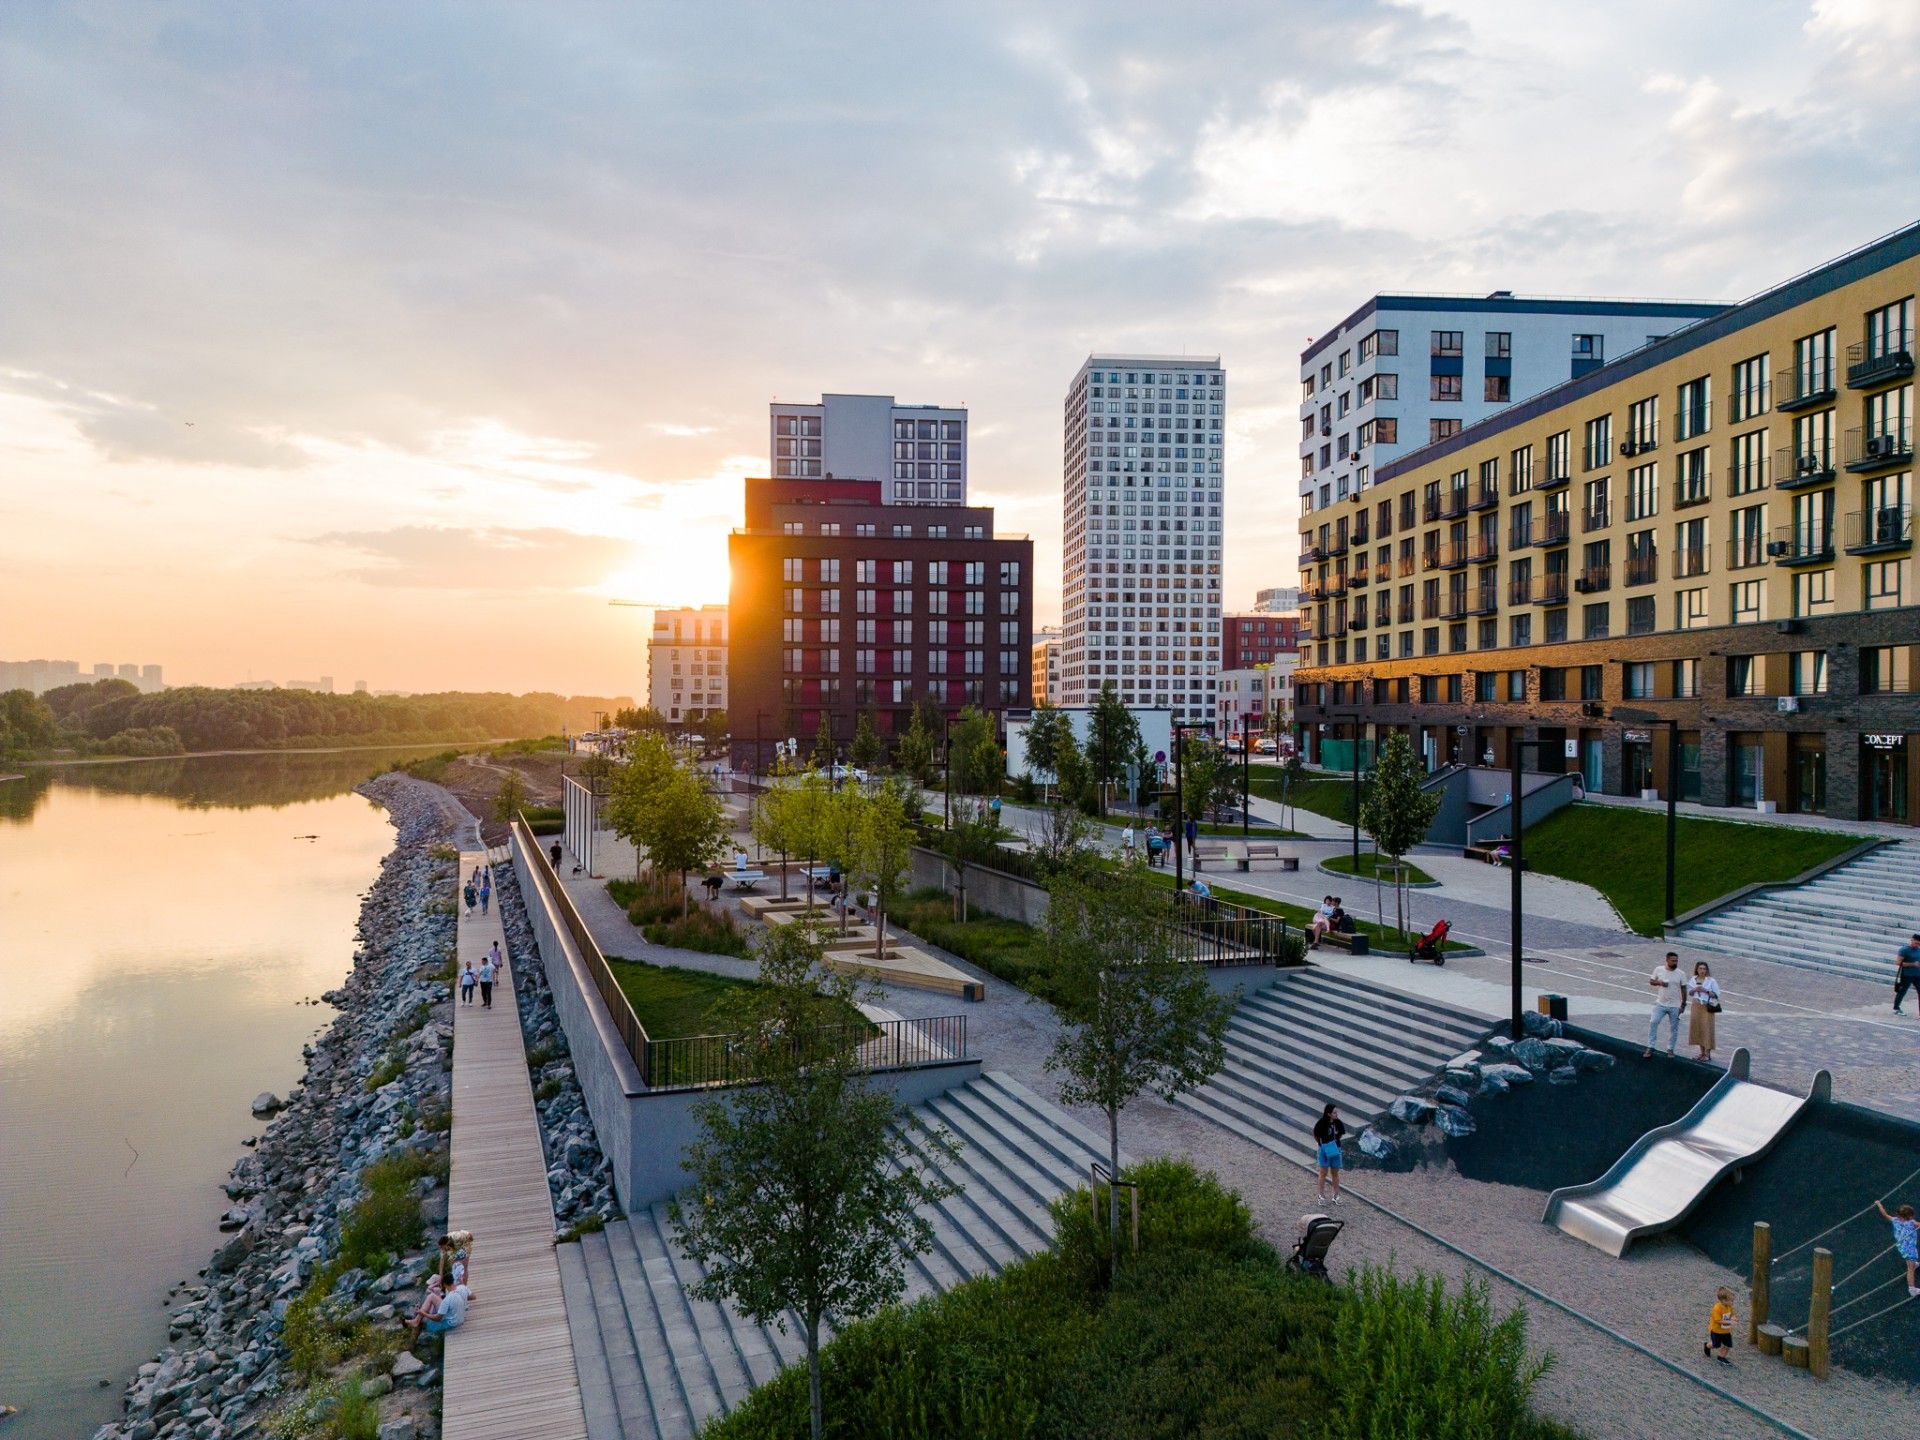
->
1409 918 1450 965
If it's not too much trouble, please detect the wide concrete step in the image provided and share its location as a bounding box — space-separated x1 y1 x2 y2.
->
1246 978 1483 1060
1235 989 1463 1077
1222 1013 1427 1102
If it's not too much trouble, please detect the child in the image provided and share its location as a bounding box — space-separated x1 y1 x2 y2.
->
1702 1286 1735 1364
1874 1199 1920 1296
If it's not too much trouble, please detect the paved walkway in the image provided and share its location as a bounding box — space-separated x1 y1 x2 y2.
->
444 850 588 1440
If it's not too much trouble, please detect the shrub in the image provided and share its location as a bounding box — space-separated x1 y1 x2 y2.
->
641 907 752 958
363 1051 406 1093
1322 1265 1555 1440
535 1077 563 1101
338 1147 446 1272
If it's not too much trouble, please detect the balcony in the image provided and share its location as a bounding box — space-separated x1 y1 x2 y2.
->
1582 503 1611 533
1297 544 1324 567
1844 504 1913 555
1844 423 1914 472
1351 607 1371 630
1728 456 1770 494
1574 564 1611 595
1774 447 1835 490
1323 575 1348 598
1619 424 1659 458
1530 574 1570 606
1349 564 1371 587
1777 362 1836 413
1374 561 1393 584
1439 590 1470 620
1673 546 1710 580
1422 496 1444 523
1625 555 1660 586
1470 482 1500 512
1396 604 1415 626
1846 332 1914 389
1673 474 1712 510
1769 525 1833 567
1351 525 1371 548
1468 535 1499 565
1302 580 1326 603
1726 536 1768 571
1421 547 1443 573
1583 441 1611 472
1324 534 1351 557
1532 512 1571 547
1441 489 1471 520
1674 402 1712 443
1509 522 1535 551
1469 585 1499 615
1319 617 1349 640
1397 555 1419 577
1728 382 1772 423
1438 541 1470 570
1538 463 1571 491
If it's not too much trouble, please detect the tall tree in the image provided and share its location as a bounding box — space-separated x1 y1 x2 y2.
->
848 711 882 773
1359 730 1442 933
810 714 836 771
671 924 959 1440
894 708 935 784
637 761 733 915
853 786 915 961
492 767 528 828
0 690 58 755
1022 702 1072 803
603 732 681 883
817 784 869 935
944 797 1004 922
1043 871 1232 1250
942 706 998 795
1084 682 1140 814
751 779 801 901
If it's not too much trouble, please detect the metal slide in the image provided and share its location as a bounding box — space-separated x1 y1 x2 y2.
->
1543 1051 1830 1257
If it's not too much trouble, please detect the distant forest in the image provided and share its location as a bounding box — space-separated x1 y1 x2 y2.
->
0 680 631 758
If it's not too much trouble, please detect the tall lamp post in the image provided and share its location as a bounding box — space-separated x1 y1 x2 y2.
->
942 710 956 831
1612 707 1680 928
1506 733 1560 1040
1241 718 1252 841
1172 720 1187 890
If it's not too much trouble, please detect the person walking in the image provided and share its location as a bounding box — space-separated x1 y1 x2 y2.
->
1313 1103 1347 1204
461 881 476 920
478 873 491 915
477 954 495 1010
1121 823 1135 859
1645 951 1686 1057
459 962 477 1006
1702 1286 1736 1365
1686 961 1721 1062
489 940 504 980
1895 933 1920 1015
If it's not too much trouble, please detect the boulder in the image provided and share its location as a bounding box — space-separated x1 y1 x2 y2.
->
1483 1034 1516 1054
1519 1011 1563 1039
249 1093 283 1116
1357 1126 1399 1162
362 1375 394 1399
1478 1070 1510 1095
1481 1062 1533 1086
1509 1038 1555 1071
1547 1064 1580 1085
390 1352 425 1380
1543 1037 1584 1057
1444 1066 1481 1091
1434 1104 1476 1138
1572 1048 1616 1073
1435 1084 1475 1109
1388 1096 1436 1125
208 1224 258 1275
377 1420 416 1440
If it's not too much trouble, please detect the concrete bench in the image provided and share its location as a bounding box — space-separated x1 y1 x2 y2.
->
1312 928 1371 956
1239 843 1300 873
1192 842 1232 870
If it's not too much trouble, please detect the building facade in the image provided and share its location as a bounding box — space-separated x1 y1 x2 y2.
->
1300 294 1726 518
1222 611 1304 672
648 605 729 725
1294 222 1919 825
1031 627 1061 706
727 478 1033 771
1060 354 1225 726
1252 586 1301 614
769 393 968 505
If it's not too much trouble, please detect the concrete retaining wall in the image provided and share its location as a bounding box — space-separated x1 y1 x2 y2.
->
910 845 1051 926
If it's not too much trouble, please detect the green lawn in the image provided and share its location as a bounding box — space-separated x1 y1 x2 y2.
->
1137 869 1462 955
1521 803 1865 935
891 888 1063 1005
1247 769 1365 825
604 954 751 1039
1321 850 1436 885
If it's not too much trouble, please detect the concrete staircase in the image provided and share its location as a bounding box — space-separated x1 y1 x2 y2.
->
1679 842 1915 985
1172 967 1492 1164
556 1071 1117 1440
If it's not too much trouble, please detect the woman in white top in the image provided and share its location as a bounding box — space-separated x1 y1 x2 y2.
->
1686 961 1721 1062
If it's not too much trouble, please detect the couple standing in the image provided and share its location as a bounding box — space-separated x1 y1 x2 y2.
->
1645 950 1721 1062
459 941 505 1008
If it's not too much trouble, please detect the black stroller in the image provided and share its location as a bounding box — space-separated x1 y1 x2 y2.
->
1285 1214 1344 1280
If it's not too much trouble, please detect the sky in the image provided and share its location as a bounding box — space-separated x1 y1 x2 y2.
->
1 1 1915 696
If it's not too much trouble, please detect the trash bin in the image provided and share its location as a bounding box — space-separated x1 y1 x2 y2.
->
1536 993 1568 1022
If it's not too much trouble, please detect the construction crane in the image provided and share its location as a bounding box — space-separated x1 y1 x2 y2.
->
607 600 674 608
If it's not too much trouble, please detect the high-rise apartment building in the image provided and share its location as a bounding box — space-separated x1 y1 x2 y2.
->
648 605 729 724
0 658 162 694
728 477 1032 772
1253 586 1301 614
1030 627 1061 705
769 393 968 505
1300 293 1726 517
1295 221 1918 825
1061 354 1225 726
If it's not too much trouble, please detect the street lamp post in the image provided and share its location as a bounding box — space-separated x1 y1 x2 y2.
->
1241 719 1251 841
1172 721 1187 890
1506 733 1559 1040
1612 707 1680 928
942 710 956 831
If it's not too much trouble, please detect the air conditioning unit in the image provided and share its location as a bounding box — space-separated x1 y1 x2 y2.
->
1797 454 1820 474
1776 618 1804 634
1866 435 1888 458
1574 578 1594 593
1766 540 1790 556
1776 696 1800 713
1618 441 1636 457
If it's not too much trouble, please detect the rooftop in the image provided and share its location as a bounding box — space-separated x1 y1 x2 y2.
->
1301 291 1727 366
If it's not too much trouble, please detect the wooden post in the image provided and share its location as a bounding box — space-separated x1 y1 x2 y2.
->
1782 1335 1810 1369
1749 1221 1771 1344
1808 1246 1833 1379
1756 1323 1785 1356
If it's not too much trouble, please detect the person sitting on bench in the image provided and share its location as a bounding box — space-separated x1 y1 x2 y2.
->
1308 895 1337 948
1330 899 1355 935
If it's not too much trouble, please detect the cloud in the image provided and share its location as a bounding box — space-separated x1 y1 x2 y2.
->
307 525 636 591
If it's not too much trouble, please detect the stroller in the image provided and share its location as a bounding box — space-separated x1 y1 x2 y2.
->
1409 918 1451 965
1286 1214 1344 1280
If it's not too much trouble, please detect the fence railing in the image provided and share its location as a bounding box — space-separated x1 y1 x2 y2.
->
1167 890 1300 967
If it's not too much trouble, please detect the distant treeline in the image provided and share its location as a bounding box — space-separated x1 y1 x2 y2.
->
0 679 631 758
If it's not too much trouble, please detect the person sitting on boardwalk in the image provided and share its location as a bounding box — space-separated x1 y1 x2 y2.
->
406 1275 445 1345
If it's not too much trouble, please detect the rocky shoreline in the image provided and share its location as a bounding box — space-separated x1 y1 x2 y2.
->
91 776 467 1440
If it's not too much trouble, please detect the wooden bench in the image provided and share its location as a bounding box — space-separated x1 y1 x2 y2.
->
1192 842 1232 870
1312 928 1371 956
1464 839 1524 869
1239 842 1300 873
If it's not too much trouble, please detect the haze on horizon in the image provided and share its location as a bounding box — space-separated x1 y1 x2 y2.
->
2 1 1913 696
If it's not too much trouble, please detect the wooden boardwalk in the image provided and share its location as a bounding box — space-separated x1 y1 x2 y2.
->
443 851 589 1440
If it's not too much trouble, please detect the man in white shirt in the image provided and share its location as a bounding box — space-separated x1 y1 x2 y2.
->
1644 951 1686 1056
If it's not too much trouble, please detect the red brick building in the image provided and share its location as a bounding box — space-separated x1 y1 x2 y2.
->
1222 611 1303 672
727 478 1034 771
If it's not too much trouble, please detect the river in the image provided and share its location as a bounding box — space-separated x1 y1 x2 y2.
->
0 748 453 1440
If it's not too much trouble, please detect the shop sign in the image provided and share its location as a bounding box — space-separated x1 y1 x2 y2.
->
1864 733 1905 750
1623 729 1651 743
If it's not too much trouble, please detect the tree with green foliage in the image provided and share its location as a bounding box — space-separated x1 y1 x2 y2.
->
697 709 730 750
893 708 934 783
817 784 870 935
671 923 959 1440
751 776 809 902
1084 682 1139 813
603 732 681 883
492 767 528 828
853 786 916 961
1053 728 1096 815
848 711 882 773
944 797 1005 922
1043 871 1233 1252
1022 702 1073 803
0 689 58 756
1359 730 1442 932
811 714 837 771
612 704 670 732
632 760 732 915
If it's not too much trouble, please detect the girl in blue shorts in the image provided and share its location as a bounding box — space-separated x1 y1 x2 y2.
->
1314 1103 1347 1205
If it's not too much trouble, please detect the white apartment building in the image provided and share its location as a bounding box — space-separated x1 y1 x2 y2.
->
648 605 728 724
769 393 968 505
1061 354 1225 726
1031 627 1061 706
1252 586 1300 614
1299 294 1726 518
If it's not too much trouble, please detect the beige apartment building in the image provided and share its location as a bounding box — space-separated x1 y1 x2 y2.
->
648 605 728 725
1294 222 1917 824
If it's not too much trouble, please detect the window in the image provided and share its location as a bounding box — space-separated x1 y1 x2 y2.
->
1506 670 1526 701
1582 603 1609 639
1545 431 1570 482
1627 463 1659 521
1729 503 1767 569
1572 334 1603 364
1431 330 1463 356
1865 558 1909 610
1791 651 1828 696
1627 595 1655 634
1730 428 1768 494
1862 645 1912 693
1790 327 1836 401
1486 331 1511 359
1673 658 1699 697
1579 665 1603 700
1627 396 1659 450
1675 517 1709 578
1510 444 1534 494
1730 579 1764 624
1429 418 1461 443
1866 298 1915 363
1540 667 1566 701
1584 415 1612 470
1730 353 1770 423
1676 586 1709 630
1509 613 1533 646
1792 566 1833 616
1677 376 1711 440
1485 375 1511 402
782 556 803 582
1623 662 1654 699
1728 655 1762 697
1475 671 1496 702
1431 374 1463 402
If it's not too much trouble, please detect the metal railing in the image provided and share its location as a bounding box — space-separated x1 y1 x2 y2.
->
1675 401 1712 441
1167 891 1299 967
1582 503 1611 532
1770 525 1833 564
1625 556 1660 586
1844 505 1912 552
1844 422 1913 469
1728 455 1770 494
1674 546 1710 579
1532 513 1571 546
1576 565 1611 594
1726 536 1768 571
1778 362 1836 410
644 1014 970 1091
1846 331 1912 388
1583 441 1611 472
1774 446 1834 488
1674 473 1712 509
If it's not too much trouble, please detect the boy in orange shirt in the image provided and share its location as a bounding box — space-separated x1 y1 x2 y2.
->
1703 1286 1735 1364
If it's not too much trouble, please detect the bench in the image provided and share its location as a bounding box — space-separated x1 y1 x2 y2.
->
1465 839 1524 869
1239 842 1300 873
1192 842 1232 870
1311 928 1371 956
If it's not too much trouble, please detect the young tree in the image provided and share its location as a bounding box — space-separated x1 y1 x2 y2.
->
1084 682 1140 814
492 766 528 828
603 732 681 883
1043 871 1232 1250
817 784 869 935
810 714 837 772
697 709 730 751
1032 794 1097 874
634 761 733 915
848 711 882 773
784 769 835 908
671 924 959 1440
1359 730 1442 933
751 779 800 901
894 708 935 785
944 797 1004 922
1022 702 1072 803
1053 728 1095 815
947 706 1000 795
853 786 915 961
1177 735 1223 828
